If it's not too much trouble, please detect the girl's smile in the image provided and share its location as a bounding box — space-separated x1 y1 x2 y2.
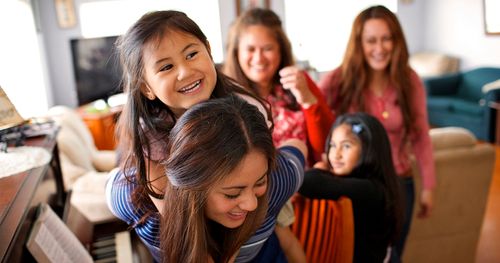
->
141 29 216 117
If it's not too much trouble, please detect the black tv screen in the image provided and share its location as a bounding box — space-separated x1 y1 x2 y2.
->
70 36 122 106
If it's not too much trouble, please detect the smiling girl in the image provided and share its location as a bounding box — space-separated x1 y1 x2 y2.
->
106 10 305 263
299 112 403 262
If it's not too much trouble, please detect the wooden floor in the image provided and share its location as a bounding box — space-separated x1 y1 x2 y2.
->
475 146 500 263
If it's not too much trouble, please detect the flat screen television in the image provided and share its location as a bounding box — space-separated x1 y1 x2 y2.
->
70 36 123 106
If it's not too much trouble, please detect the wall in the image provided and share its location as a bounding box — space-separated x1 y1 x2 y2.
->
401 0 500 71
36 0 500 108
37 1 82 108
397 0 426 54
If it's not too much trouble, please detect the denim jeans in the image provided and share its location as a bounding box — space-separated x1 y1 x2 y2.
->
391 176 415 263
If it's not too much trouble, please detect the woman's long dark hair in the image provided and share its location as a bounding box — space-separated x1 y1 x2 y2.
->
161 95 276 263
114 10 270 220
325 112 403 243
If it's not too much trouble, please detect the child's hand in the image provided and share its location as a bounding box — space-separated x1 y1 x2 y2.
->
279 66 317 108
313 161 329 170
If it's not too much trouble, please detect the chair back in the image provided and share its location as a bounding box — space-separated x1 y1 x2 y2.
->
291 195 354 263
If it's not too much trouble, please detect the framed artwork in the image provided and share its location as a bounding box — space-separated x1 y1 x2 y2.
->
54 0 76 29
484 0 500 35
236 0 270 15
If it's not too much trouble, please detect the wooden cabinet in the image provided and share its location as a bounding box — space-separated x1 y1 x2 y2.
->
78 107 121 150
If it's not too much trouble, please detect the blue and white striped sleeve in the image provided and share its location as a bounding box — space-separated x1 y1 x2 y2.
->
105 169 162 262
267 145 305 216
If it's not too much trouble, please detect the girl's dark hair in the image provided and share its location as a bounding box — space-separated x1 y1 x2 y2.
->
114 10 270 219
338 5 416 152
325 112 403 243
222 8 300 111
161 95 275 263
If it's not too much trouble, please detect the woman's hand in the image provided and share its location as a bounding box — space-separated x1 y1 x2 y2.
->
279 66 317 108
417 188 434 218
275 225 306 263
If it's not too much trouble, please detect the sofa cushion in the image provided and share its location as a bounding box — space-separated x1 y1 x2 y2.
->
427 97 482 116
449 99 483 116
427 97 453 111
429 127 476 151
92 150 117 172
409 52 459 78
59 153 87 190
57 125 95 171
71 170 116 224
423 74 461 96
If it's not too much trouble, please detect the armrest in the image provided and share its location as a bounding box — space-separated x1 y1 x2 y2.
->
423 72 462 96
484 88 500 104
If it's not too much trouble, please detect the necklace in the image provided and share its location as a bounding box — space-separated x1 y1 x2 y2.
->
375 96 389 119
369 77 389 119
382 110 389 119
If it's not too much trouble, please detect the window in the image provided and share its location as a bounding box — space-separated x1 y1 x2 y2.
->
79 0 224 63
284 1 397 72
0 1 49 119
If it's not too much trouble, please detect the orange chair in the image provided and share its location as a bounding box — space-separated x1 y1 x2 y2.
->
291 195 354 263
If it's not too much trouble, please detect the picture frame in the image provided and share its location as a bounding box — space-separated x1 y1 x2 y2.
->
54 0 77 29
483 0 500 35
236 0 270 15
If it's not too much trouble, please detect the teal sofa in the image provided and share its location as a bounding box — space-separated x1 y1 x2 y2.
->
424 67 500 142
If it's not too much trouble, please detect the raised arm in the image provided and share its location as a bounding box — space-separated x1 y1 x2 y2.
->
299 168 384 206
279 66 335 161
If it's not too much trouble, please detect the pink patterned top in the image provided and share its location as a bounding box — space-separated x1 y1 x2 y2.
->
267 85 308 148
267 72 334 164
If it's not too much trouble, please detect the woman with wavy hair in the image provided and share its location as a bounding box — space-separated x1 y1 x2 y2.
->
223 9 331 262
223 8 333 164
318 5 436 262
159 95 306 263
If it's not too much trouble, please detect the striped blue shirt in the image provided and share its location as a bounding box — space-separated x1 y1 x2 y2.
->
106 146 304 262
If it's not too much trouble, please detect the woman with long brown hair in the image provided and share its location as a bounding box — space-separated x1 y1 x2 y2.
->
223 8 333 164
318 5 436 262
223 9 332 262
110 95 306 263
160 95 306 262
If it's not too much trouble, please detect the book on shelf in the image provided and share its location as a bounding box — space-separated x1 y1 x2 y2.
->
0 86 25 131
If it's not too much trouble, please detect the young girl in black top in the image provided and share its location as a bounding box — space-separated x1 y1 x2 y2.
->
299 112 403 262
